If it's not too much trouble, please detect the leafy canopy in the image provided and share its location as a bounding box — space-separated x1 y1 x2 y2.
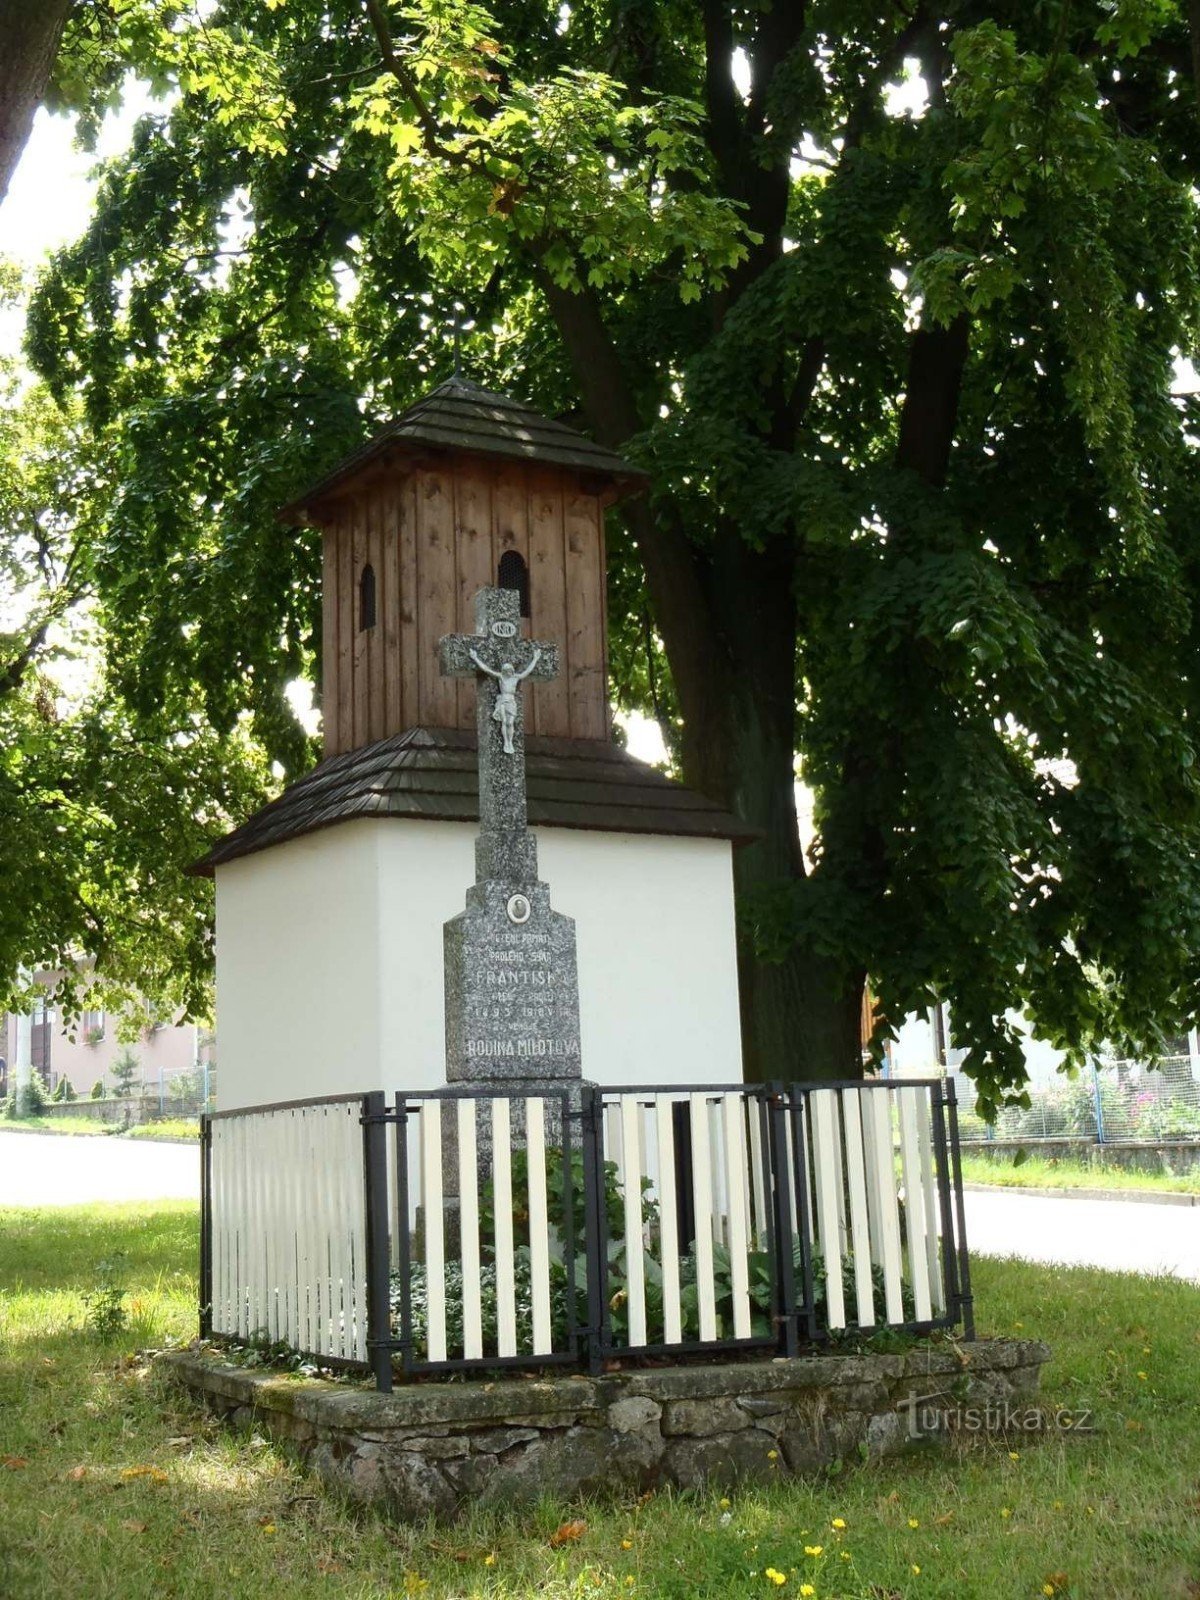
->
11 0 1200 1111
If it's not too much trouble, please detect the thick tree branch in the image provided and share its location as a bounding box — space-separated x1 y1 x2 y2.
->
701 1 740 185
361 0 487 173
533 265 725 753
895 314 970 487
0 0 74 204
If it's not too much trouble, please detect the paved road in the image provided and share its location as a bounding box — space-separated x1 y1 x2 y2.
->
0 1130 199 1207
962 1187 1200 1283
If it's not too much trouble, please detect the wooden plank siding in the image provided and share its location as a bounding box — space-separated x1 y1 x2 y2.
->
318 457 610 757
526 470 571 738
453 469 495 729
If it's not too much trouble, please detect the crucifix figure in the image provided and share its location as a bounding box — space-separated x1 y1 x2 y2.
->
439 587 560 879
469 646 542 755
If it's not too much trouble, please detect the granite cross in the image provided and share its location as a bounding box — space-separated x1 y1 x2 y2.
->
438 586 560 882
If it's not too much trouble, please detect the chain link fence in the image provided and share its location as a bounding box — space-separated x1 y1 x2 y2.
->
954 1056 1200 1143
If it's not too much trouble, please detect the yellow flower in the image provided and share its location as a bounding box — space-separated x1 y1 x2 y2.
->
1008 1451 1020 1461
1000 1508 1012 1520
1043 1587 1056 1597
483 1553 496 1567
767 1450 779 1461
840 1551 851 1561
804 1545 823 1557
622 1540 633 1550
260 1523 276 1535
908 1517 919 1529
1137 1371 1148 1381
719 1498 731 1510
912 1564 921 1575
764 1568 787 1586
800 1587 816 1598
831 1517 846 1530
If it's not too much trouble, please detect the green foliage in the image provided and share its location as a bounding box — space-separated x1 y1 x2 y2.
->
51 1076 77 1102
90 1078 106 1099
11 1 1200 1109
80 1252 129 1339
110 1049 140 1098
14 1075 47 1118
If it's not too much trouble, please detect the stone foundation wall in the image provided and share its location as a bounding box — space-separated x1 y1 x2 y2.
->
160 1340 1050 1521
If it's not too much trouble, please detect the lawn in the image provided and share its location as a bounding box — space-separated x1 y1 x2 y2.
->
1 1204 1198 1599
960 1150 1200 1196
1 1116 200 1141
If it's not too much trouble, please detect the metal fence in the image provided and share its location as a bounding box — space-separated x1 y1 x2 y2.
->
955 1056 1200 1144
201 1078 974 1391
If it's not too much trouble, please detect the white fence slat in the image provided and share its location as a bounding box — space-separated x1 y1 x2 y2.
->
840 1090 875 1329
348 1104 368 1364
457 1099 483 1360
267 1114 283 1344
620 1096 647 1346
316 1106 340 1357
707 1097 725 1252
915 1088 944 1313
810 1090 846 1331
526 1098 553 1355
294 1112 313 1356
689 1094 717 1341
336 1105 356 1359
420 1101 446 1362
654 1096 681 1345
747 1099 768 1247
866 1089 905 1324
897 1087 933 1322
721 1093 752 1339
245 1115 262 1340
491 1098 517 1357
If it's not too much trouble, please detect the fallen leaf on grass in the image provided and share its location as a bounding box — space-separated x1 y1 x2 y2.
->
549 1520 588 1548
3 1457 28 1470
65 1466 89 1481
120 1520 148 1535
934 1511 954 1525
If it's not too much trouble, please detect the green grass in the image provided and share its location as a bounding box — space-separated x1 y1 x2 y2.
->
960 1150 1200 1195
0 1114 111 1135
2 1203 1199 1598
0 1116 200 1141
124 1119 201 1141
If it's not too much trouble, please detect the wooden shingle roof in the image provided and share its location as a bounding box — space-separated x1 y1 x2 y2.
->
280 376 647 520
187 727 757 876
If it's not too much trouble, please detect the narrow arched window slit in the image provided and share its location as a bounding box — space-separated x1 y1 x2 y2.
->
497 549 531 618
359 563 376 630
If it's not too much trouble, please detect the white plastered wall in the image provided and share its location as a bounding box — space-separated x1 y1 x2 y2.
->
214 818 743 1110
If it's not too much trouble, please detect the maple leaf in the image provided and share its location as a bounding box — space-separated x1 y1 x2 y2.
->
549 1519 588 1548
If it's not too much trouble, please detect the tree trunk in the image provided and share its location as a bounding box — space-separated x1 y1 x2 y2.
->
543 275 869 1082
0 0 74 206
675 523 867 1083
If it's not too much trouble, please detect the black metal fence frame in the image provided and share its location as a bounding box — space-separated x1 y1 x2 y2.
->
201 1077 974 1393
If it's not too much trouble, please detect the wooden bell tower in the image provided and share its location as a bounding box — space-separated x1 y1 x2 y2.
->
279 376 646 760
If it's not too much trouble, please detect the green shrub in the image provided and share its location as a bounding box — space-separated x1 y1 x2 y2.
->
90 1079 106 1099
14 1076 47 1118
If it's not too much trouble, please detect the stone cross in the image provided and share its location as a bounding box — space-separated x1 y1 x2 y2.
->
439 587 560 883
437 586 582 1089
